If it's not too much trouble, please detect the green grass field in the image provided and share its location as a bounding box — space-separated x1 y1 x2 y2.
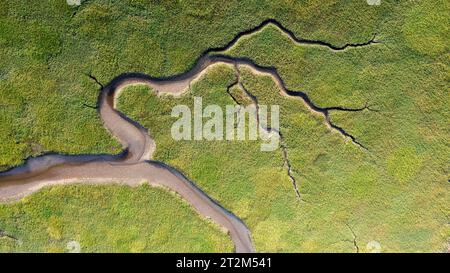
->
0 0 448 252
0 184 232 252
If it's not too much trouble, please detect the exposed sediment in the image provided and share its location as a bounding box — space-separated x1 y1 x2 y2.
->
0 230 18 241
0 19 379 253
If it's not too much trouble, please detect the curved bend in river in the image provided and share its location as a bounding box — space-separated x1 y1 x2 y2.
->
0 19 379 253
0 56 258 253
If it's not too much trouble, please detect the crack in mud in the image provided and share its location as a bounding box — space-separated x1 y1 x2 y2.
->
280 138 301 200
225 68 244 128
82 103 97 110
345 223 360 253
233 66 301 201
324 116 368 150
226 81 241 106
204 19 381 55
86 73 104 89
323 102 379 150
325 102 380 113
